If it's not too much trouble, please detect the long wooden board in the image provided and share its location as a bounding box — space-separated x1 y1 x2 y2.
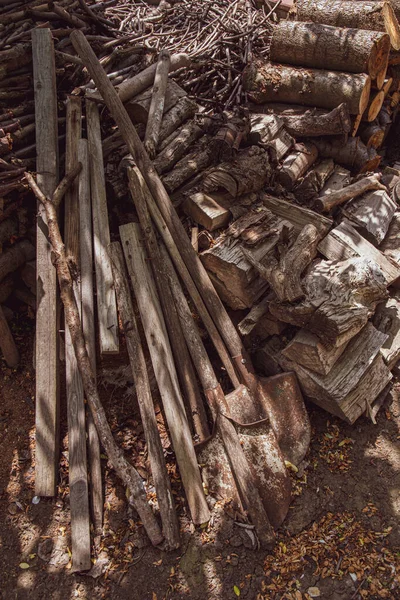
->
32 28 60 497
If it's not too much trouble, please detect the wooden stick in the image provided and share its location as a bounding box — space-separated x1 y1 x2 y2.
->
32 28 59 497
25 169 163 548
85 99 119 354
119 222 210 526
108 241 180 550
316 174 386 212
144 51 170 158
64 96 91 572
127 166 210 441
78 139 103 536
0 304 19 367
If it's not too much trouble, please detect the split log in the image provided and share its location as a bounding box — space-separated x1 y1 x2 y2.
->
242 224 321 303
25 170 163 547
203 146 271 197
260 192 333 235
154 120 204 175
270 21 390 81
363 89 385 121
144 50 170 158
0 304 19 367
294 159 335 202
0 239 34 282
342 189 397 244
319 165 351 198
126 80 186 125
162 138 213 193
282 329 349 376
310 137 381 173
243 61 371 115
277 142 318 190
127 165 209 442
86 99 119 354
379 211 400 265
280 323 392 423
295 1 400 51
248 113 284 145
108 241 180 549
89 53 190 104
78 139 102 536
238 294 287 344
208 113 250 162
315 174 386 212
373 295 400 368
318 219 400 284
183 192 231 232
119 222 210 526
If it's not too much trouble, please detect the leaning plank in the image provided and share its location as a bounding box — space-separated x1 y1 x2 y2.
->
270 21 390 80
32 28 59 498
64 97 91 572
120 223 210 526
318 219 400 284
260 192 333 235
0 304 19 367
108 241 180 550
296 1 400 51
78 139 102 536
342 188 397 244
373 295 400 369
86 99 119 354
243 61 371 114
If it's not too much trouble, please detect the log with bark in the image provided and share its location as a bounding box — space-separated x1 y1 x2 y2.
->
153 118 206 175
295 1 400 51
209 112 251 162
238 294 287 345
359 120 386 148
294 159 335 202
125 79 186 125
310 136 381 173
270 21 390 84
278 142 318 191
161 136 213 194
243 61 371 115
260 192 333 235
315 174 386 212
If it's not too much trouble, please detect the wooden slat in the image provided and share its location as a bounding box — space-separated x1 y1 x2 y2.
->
64 97 91 571
79 138 103 535
86 99 119 354
32 28 60 497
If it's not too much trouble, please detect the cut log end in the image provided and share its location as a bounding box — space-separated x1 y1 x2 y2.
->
359 77 372 115
365 91 385 122
383 2 400 51
370 33 391 81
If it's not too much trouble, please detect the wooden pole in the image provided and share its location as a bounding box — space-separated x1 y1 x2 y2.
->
25 169 164 548
85 98 119 354
108 241 180 549
78 138 103 535
119 222 210 526
64 96 91 571
32 28 59 498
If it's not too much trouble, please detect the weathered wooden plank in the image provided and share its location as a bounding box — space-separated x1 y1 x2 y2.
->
64 98 91 571
260 192 333 235
120 222 210 525
86 99 119 354
78 138 103 536
318 219 400 284
32 28 60 497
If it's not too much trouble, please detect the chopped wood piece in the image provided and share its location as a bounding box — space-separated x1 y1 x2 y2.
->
318 219 400 284
248 114 284 145
243 224 321 303
32 28 59 498
260 192 333 235
294 159 335 202
270 21 390 80
373 295 400 368
359 121 386 148
379 211 400 265
183 193 231 232
144 50 170 158
296 1 400 51
282 329 349 376
86 99 119 354
210 113 250 161
0 304 19 367
278 143 318 191
316 174 386 212
280 323 391 423
281 104 351 138
311 136 381 173
154 119 204 175
267 128 295 163
243 61 371 114
109 242 180 550
343 189 397 244
319 165 351 197
158 96 198 143
162 138 213 193
120 222 210 526
238 295 286 344
203 146 271 197
126 79 185 125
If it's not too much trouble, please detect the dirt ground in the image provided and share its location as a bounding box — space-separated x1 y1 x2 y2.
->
0 317 399 600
